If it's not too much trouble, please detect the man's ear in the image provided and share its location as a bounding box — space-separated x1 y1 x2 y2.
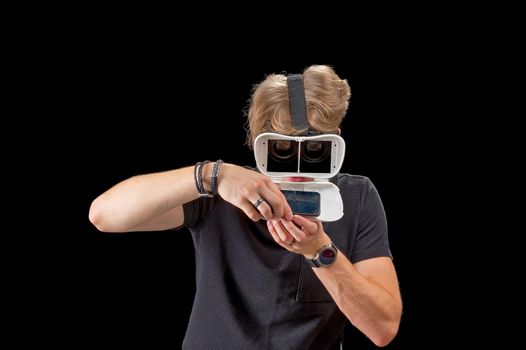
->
337 128 341 135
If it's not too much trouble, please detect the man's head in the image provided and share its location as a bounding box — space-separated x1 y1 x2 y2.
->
247 65 351 149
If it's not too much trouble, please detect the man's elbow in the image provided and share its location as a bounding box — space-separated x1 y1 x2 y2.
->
371 319 400 347
89 198 116 232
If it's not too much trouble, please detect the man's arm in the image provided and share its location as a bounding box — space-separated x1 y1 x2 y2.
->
267 216 402 347
89 166 197 232
89 163 292 232
312 254 401 347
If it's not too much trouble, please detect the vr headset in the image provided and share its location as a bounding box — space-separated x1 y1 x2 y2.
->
253 74 345 222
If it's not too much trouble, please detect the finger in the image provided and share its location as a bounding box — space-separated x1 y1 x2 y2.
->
257 186 287 219
270 219 294 243
280 219 307 242
268 182 293 220
267 220 282 242
238 200 262 222
267 221 293 250
291 215 319 233
249 196 273 220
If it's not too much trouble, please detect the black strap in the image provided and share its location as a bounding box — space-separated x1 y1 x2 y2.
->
287 74 308 135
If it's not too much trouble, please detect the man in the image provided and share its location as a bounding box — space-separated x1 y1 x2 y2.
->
89 65 402 349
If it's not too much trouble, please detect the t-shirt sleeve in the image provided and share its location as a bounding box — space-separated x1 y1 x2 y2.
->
350 177 392 263
182 196 219 229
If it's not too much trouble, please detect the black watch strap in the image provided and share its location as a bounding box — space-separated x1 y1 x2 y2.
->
307 257 321 268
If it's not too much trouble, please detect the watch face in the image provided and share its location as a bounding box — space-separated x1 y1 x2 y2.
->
319 246 337 265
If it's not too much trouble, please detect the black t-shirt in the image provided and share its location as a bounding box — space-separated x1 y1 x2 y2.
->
182 174 391 349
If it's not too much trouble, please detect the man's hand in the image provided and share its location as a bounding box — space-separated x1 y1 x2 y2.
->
215 163 293 221
267 215 331 258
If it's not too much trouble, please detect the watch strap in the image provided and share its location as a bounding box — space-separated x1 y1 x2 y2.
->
307 257 321 268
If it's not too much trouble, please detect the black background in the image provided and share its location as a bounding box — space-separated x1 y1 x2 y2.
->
4 5 502 346
62 39 458 348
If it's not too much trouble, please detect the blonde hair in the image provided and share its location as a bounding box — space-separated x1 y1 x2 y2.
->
246 65 351 148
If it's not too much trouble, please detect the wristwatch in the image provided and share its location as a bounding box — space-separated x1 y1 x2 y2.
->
306 242 338 268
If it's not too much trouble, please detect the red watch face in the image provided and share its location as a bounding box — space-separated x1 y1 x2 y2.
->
319 246 337 265
322 250 335 258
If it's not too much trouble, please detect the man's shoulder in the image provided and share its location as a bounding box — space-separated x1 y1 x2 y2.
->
331 173 371 188
330 174 379 207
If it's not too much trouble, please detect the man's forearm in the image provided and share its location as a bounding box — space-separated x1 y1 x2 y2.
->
312 254 401 346
89 165 205 232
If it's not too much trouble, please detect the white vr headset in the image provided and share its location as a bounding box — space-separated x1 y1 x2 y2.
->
254 132 345 221
252 74 346 222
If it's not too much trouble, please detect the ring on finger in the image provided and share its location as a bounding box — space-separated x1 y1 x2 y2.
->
253 197 266 209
